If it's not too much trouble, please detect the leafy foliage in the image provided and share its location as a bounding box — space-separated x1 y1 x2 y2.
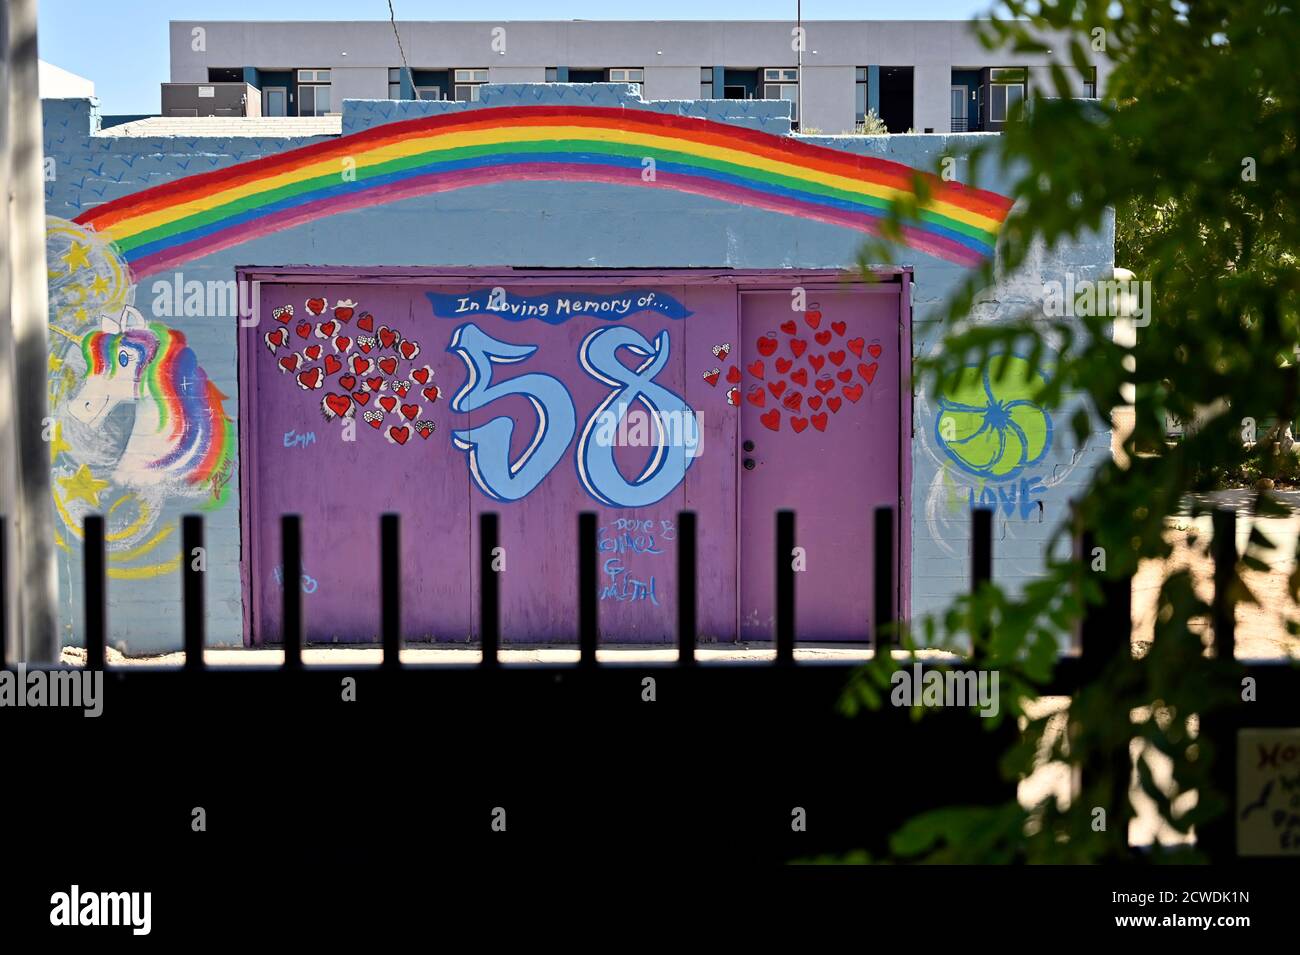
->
842 0 1299 862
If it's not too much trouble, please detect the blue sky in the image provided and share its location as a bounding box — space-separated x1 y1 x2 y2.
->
37 0 991 114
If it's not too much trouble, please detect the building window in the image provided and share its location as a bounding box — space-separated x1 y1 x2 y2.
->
855 67 868 123
988 68 1026 123
387 67 405 99
1082 66 1097 99
609 68 644 94
297 68 331 116
763 67 799 121
546 67 559 82
700 67 714 99
454 68 489 102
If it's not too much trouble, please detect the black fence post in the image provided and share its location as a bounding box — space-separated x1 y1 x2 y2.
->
181 515 205 671
970 507 992 662
677 511 697 666
281 514 302 668
381 513 401 669
84 514 106 670
1077 522 1134 860
480 512 500 668
1200 508 1239 862
775 510 795 666
873 506 894 652
578 512 598 667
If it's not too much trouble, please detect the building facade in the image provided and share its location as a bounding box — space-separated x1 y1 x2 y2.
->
166 19 1107 134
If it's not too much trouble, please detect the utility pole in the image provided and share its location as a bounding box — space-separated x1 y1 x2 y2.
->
796 0 803 131
1 0 60 663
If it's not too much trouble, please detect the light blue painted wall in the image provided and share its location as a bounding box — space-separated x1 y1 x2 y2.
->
40 84 1112 654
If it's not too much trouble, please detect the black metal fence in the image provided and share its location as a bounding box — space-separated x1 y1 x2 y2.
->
0 505 1296 862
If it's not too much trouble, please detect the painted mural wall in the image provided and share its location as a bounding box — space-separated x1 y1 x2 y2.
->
38 84 1113 653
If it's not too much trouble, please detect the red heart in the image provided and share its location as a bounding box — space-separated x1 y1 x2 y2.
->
827 396 842 414
304 344 322 361
791 417 808 434
306 297 326 315
273 308 292 325
807 395 823 410
324 393 351 418
829 350 846 366
388 425 410 445
775 357 793 374
760 409 781 432
811 413 828 432
809 354 825 373
804 311 821 329
399 340 420 360
379 396 398 413
417 424 434 440
814 330 832 347
703 369 720 387
378 356 399 376
295 321 311 339
831 321 846 337
365 414 383 429
334 305 354 323
358 340 374 354
393 382 410 398
412 367 431 384
726 365 741 384
745 386 765 407
378 327 399 349
357 313 375 333
847 337 865 358
837 370 853 383
335 335 352 352
791 368 808 387
296 368 321 390
366 376 384 392
324 355 343 376
747 360 764 379
780 320 797 335
814 378 835 395
339 374 357 391
351 356 371 374
264 329 287 351
756 335 778 357
278 355 300 373
782 391 803 412
319 320 337 338
842 384 864 403
789 339 807 359
422 386 440 403
401 403 419 421
859 362 879 384
353 391 371 406
868 343 882 358
768 380 787 399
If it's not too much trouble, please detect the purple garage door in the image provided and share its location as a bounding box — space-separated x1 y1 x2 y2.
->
738 288 901 641
241 274 902 645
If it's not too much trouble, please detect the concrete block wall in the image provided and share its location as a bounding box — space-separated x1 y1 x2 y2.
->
39 84 1112 653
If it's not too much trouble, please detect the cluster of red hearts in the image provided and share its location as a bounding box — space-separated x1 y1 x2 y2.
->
263 296 441 446
701 309 882 433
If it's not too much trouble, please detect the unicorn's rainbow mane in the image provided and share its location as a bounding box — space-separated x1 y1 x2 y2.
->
80 322 234 502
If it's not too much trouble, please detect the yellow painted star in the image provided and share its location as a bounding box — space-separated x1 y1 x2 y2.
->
73 306 88 324
48 421 72 463
61 241 92 273
48 351 64 373
59 464 110 507
89 274 110 297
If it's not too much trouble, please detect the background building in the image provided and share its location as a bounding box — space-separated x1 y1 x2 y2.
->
165 19 1106 133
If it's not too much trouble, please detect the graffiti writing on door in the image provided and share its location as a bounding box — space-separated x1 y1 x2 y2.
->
448 322 699 506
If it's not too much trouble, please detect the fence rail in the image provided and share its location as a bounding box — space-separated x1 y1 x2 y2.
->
1 505 1297 862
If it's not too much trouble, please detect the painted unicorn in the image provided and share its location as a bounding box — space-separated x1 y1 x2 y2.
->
67 306 234 506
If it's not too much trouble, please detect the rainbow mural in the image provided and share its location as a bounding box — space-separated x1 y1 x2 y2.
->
74 106 1013 275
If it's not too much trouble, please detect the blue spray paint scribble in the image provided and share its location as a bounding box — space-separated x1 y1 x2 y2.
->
427 288 693 325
